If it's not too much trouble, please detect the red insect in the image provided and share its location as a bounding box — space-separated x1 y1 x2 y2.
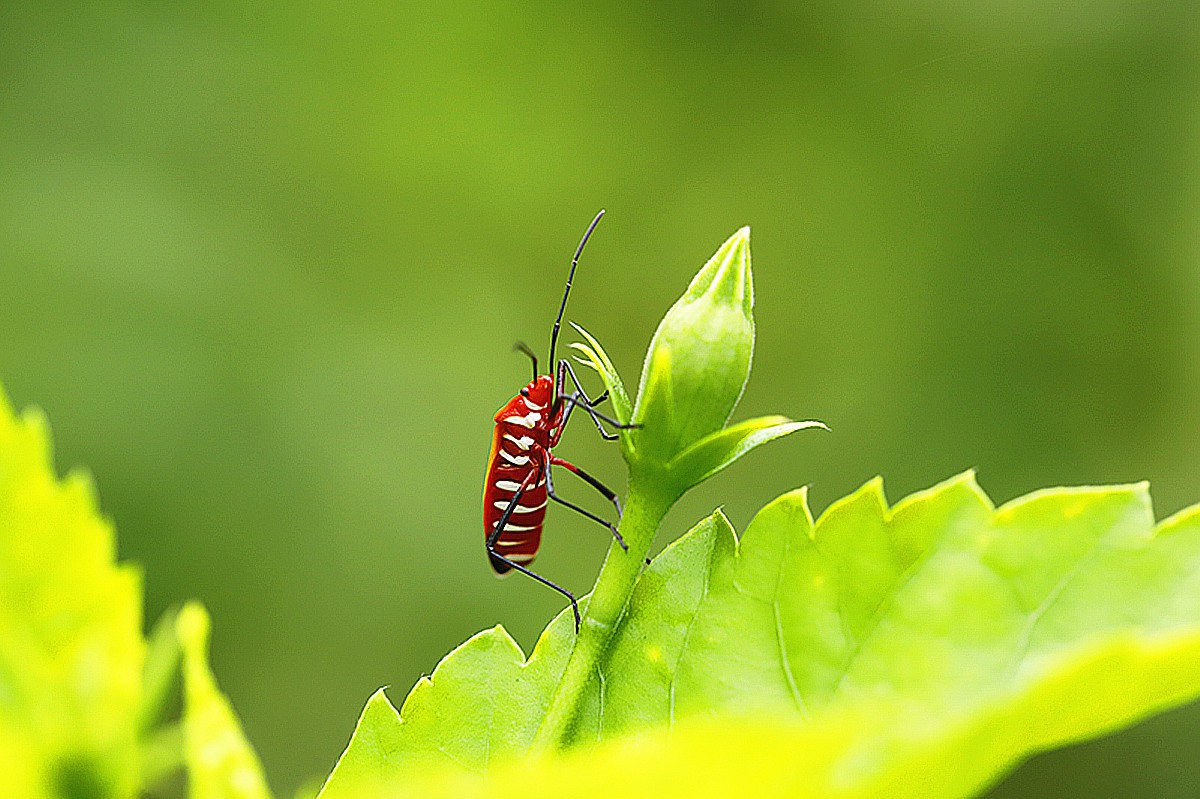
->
483 210 634 631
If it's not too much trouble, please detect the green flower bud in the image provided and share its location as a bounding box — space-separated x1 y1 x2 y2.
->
632 227 755 464
570 225 825 501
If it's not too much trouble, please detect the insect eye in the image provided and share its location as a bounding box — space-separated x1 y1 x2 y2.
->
520 387 530 397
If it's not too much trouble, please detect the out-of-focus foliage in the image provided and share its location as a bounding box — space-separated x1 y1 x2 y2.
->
0 387 271 798
178 603 272 799
318 474 1200 798
1 2 1197 795
0 388 142 798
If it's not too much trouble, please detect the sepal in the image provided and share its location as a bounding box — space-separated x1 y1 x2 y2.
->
663 416 828 492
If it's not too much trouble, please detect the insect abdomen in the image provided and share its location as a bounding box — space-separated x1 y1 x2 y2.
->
483 415 549 573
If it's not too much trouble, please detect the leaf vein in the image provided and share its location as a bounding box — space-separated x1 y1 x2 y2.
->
828 549 934 696
668 525 719 731
1008 541 1110 674
596 665 606 742
436 744 483 776
773 530 808 716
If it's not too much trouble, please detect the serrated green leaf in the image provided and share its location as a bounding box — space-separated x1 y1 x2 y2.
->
318 613 578 798
177 602 273 799
663 415 828 490
0 386 144 799
322 473 1200 798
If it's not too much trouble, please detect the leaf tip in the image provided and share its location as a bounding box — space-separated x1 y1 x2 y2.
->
176 601 211 649
709 508 740 550
1158 499 1200 536
892 469 994 519
362 686 402 723
752 486 816 537
460 624 527 663
813 475 890 535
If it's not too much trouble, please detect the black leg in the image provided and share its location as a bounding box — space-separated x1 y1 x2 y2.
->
545 458 627 551
550 455 623 516
555 359 640 440
555 359 611 439
561 392 637 433
486 481 527 550
487 550 580 632
562 357 639 427
487 473 581 632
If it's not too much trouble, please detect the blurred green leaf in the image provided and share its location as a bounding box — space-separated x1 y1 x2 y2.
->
178 602 274 799
0 384 272 798
0 386 143 799
138 605 182 737
318 472 1200 797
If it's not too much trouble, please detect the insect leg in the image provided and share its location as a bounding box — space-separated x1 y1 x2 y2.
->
554 359 609 438
489 547 578 628
555 359 639 439
544 456 627 551
561 394 636 431
487 475 582 632
486 479 529 550
550 455 622 516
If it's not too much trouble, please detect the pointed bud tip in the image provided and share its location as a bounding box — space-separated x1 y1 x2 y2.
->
723 226 751 255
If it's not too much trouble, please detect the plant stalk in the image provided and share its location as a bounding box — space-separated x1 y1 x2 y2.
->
530 471 674 753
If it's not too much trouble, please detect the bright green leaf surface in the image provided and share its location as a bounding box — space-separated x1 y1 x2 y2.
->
319 614 578 797
0 387 144 799
177 602 273 799
320 472 1200 798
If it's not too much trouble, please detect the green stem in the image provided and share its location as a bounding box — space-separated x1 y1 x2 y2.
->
530 471 675 753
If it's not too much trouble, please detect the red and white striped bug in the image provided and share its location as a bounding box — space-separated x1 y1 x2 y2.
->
483 210 635 631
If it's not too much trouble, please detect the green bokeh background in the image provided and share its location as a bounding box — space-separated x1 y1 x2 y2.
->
1 2 1197 796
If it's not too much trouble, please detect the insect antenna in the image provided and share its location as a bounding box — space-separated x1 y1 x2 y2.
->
547 209 605 372
512 341 539 379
